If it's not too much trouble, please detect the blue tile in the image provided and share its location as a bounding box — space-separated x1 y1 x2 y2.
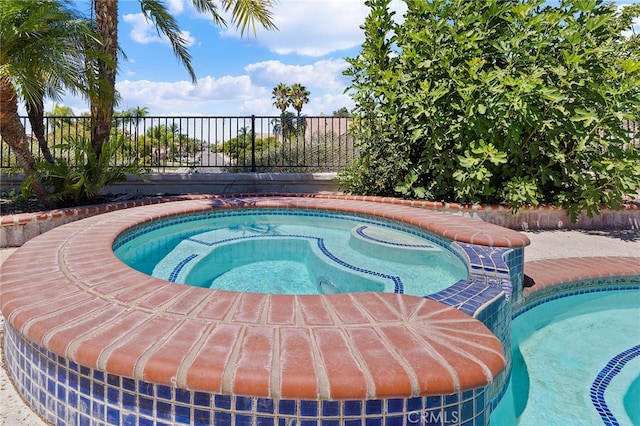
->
343 400 362 416
384 417 404 425
279 399 297 415
139 381 154 396
301 400 318 417
236 395 253 411
257 398 274 414
386 399 404 414
107 387 119 403
175 405 191 424
194 391 211 407
79 414 91 426
322 400 340 417
139 417 154 426
176 388 191 404
68 390 78 408
139 396 154 416
122 413 137 426
426 396 441 409
194 409 212 426
214 411 232 426
107 374 119 387
93 370 105 382
366 399 383 415
92 400 105 419
256 417 275 426
122 377 136 391
215 394 232 410
157 401 172 420
79 396 91 415
157 384 172 400
93 382 105 400
106 407 119 425
122 391 136 410
444 393 458 405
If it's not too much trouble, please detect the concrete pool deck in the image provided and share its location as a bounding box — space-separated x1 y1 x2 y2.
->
1 200 639 425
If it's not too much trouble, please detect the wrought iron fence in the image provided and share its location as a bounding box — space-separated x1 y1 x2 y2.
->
1 115 359 173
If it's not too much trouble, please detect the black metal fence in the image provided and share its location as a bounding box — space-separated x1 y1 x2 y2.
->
1 115 358 173
3 116 637 173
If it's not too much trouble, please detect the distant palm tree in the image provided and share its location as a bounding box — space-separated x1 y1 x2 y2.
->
289 83 310 119
288 83 310 141
0 0 103 205
90 0 277 159
272 83 291 115
272 82 291 141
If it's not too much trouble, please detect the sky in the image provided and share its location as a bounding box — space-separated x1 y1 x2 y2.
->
55 0 639 118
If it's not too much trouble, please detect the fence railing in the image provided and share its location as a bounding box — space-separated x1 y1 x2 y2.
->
3 116 637 173
1 115 359 173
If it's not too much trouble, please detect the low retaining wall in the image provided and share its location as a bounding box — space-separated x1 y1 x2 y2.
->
1 174 639 247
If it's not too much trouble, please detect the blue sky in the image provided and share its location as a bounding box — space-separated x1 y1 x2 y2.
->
57 0 638 117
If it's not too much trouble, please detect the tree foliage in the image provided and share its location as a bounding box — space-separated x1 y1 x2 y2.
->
341 0 640 220
219 132 279 159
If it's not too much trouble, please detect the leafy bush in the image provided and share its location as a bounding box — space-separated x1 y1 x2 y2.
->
21 135 146 207
341 0 640 220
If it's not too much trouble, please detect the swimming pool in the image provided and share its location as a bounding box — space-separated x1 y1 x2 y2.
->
1 196 522 425
491 288 640 425
113 209 468 296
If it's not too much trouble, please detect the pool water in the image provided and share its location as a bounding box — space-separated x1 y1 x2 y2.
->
491 289 640 425
114 209 468 296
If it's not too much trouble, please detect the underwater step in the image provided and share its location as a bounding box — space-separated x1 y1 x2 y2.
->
349 225 443 264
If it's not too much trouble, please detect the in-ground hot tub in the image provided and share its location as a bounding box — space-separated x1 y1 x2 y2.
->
1 195 530 425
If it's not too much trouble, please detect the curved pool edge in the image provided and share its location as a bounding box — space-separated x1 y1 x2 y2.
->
1 196 523 425
488 257 640 421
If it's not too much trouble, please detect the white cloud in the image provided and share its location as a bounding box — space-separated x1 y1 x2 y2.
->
220 0 368 56
166 0 185 15
111 58 353 117
244 59 350 92
123 13 195 47
114 76 257 116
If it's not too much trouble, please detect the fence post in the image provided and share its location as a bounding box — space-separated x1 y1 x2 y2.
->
251 115 256 172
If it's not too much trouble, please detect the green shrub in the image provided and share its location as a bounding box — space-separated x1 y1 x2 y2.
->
21 135 146 207
341 0 640 220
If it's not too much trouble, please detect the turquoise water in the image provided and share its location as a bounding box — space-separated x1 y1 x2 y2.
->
114 209 468 296
491 290 640 426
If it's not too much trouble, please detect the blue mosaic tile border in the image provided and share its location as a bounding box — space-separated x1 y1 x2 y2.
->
3 322 492 425
112 208 461 258
590 344 640 426
514 277 640 315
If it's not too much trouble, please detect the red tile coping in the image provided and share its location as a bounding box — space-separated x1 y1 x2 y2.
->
523 257 640 299
0 196 509 399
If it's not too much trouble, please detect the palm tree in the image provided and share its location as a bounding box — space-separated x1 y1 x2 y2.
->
288 83 310 141
272 83 291 142
289 83 310 119
90 0 277 158
272 83 290 115
0 0 104 205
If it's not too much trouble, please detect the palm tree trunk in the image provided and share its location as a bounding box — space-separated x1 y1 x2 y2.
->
91 0 119 159
26 97 54 164
0 77 50 205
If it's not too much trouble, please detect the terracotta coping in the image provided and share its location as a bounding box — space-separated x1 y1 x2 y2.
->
523 257 640 299
1 196 510 399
